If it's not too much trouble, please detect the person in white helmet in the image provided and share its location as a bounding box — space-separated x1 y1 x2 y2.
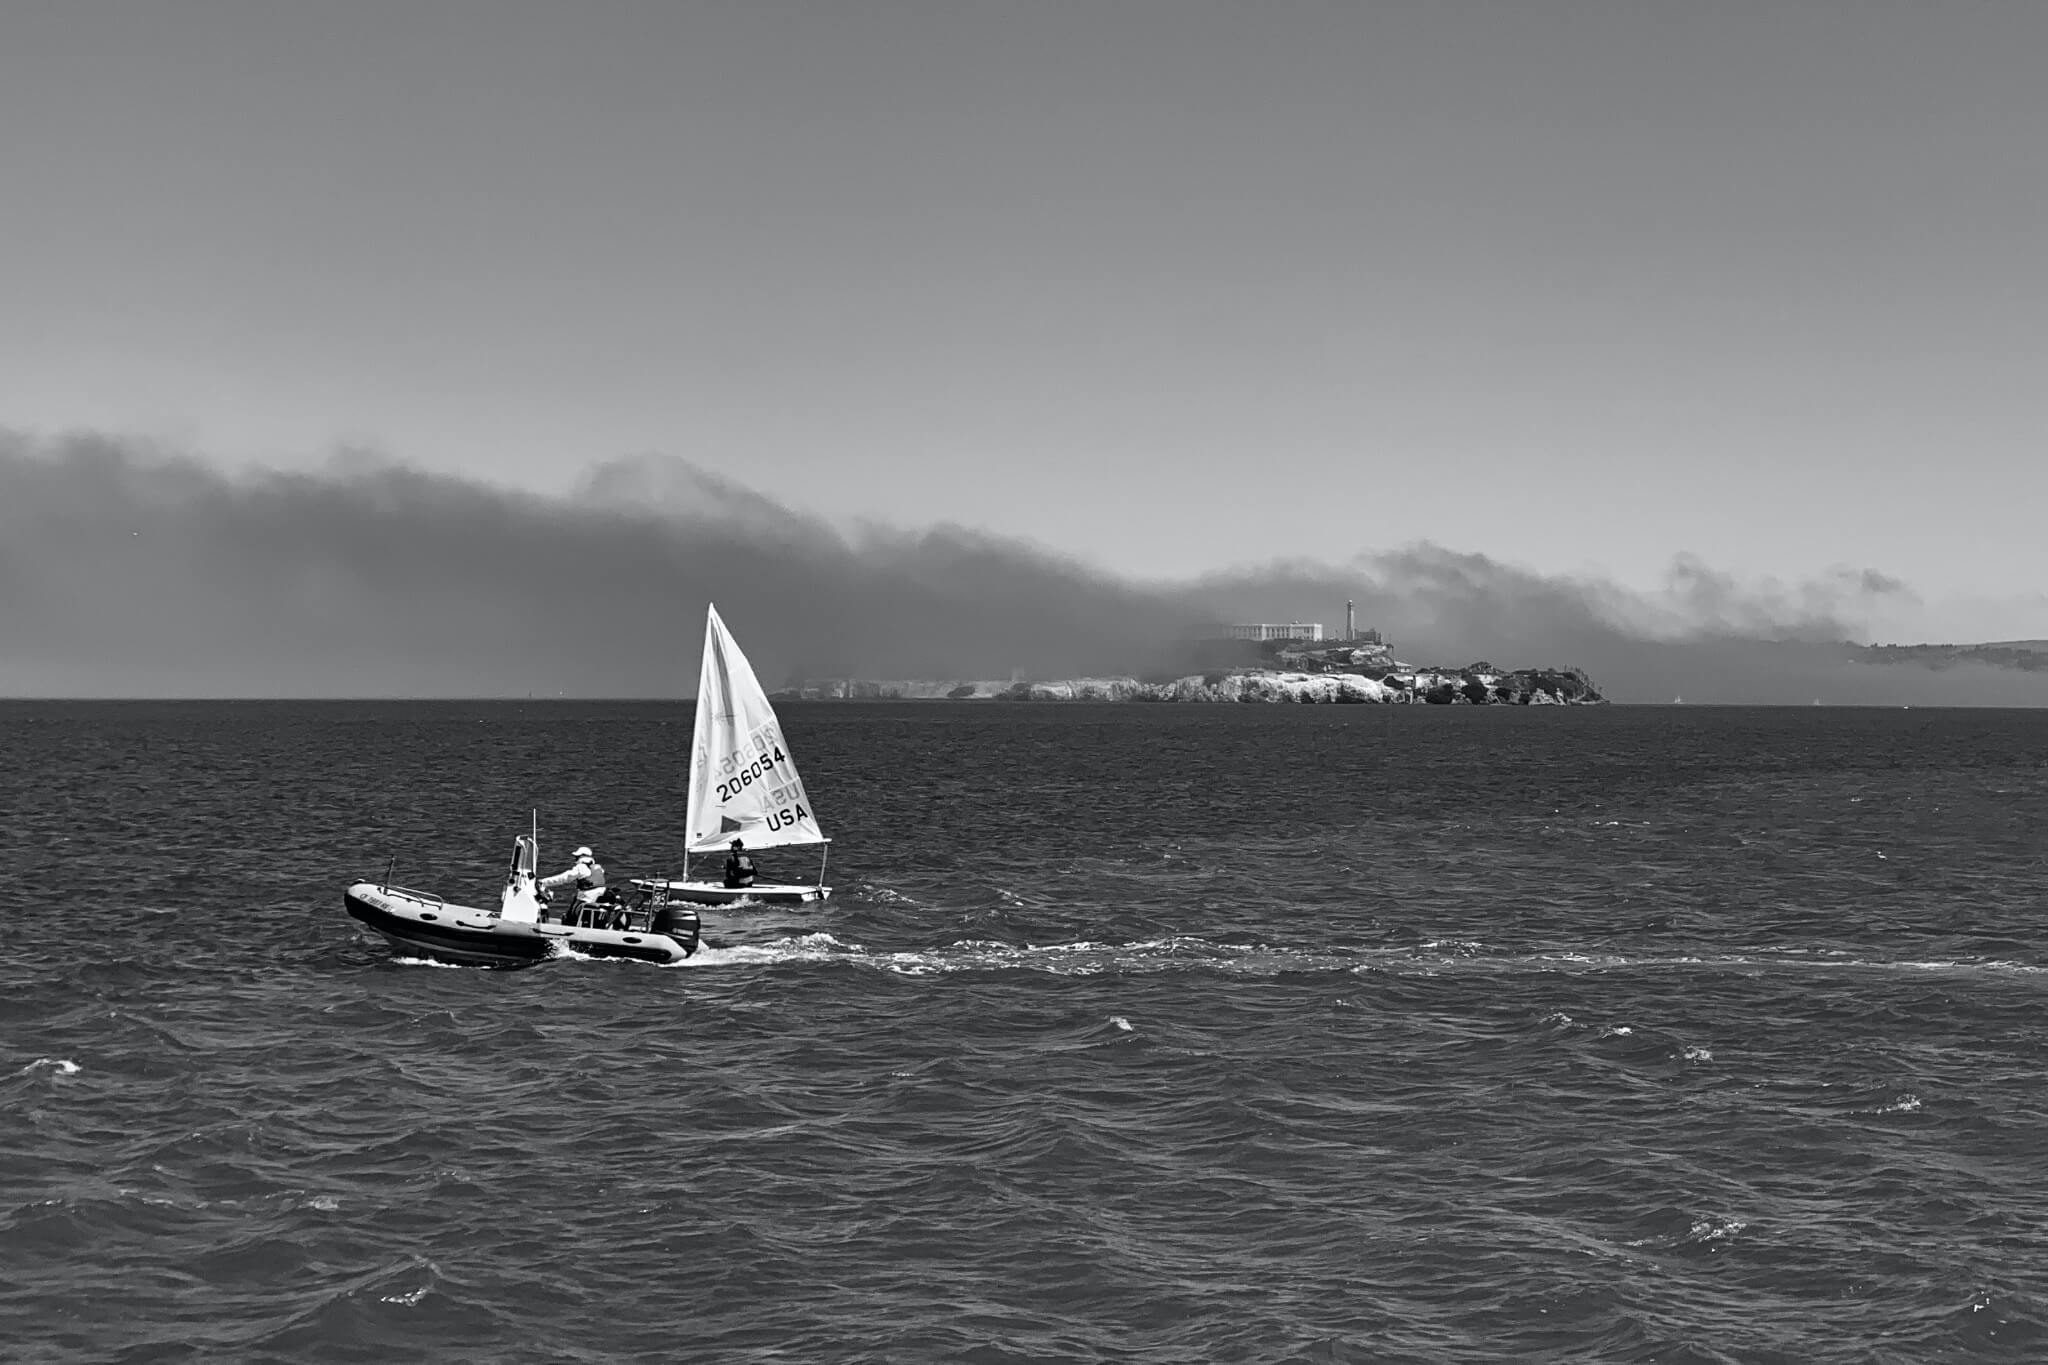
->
540 845 607 926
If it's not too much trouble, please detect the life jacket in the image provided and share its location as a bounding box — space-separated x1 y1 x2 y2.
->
575 859 607 902
725 854 756 887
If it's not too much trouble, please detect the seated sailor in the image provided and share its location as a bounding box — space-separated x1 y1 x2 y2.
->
540 845 607 925
723 838 757 889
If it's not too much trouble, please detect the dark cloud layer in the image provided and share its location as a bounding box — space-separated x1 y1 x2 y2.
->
0 432 1189 696
3 431 2043 705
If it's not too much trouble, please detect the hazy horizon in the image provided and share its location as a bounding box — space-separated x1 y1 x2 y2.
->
6 431 2048 706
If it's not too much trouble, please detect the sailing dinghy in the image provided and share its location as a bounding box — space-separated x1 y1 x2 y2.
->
345 832 703 969
631 604 833 909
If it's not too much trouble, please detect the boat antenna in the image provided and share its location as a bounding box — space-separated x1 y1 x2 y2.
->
382 855 395 892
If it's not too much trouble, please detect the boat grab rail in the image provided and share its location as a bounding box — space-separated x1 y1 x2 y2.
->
376 884 447 910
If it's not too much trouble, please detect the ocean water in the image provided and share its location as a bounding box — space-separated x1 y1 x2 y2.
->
5 699 2048 1363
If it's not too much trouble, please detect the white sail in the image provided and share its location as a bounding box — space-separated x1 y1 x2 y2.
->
684 604 826 854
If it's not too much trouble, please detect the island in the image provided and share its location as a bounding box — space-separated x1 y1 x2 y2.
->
1849 640 2048 672
779 640 1604 705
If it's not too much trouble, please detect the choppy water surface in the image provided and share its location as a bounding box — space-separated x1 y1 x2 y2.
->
5 700 2048 1363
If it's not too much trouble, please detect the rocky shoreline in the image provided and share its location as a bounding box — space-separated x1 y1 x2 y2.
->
781 663 1604 705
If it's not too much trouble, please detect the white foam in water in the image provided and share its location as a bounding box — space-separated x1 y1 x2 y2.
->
1109 1016 1133 1031
662 933 2048 984
22 1058 81 1076
684 932 852 967
1688 1216 1747 1244
1623 1214 1748 1250
554 942 670 967
677 935 1402 978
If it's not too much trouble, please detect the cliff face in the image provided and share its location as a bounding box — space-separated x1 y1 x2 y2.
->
783 665 1603 705
1143 666 1602 705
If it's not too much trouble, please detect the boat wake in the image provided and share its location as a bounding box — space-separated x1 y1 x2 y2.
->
672 934 2048 979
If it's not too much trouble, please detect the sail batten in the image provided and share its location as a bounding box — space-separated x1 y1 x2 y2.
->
683 605 827 853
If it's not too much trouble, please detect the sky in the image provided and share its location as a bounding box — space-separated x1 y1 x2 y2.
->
3 2 2046 696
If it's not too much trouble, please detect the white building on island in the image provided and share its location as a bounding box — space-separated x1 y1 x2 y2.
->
1222 622 1326 642
1207 606 1388 647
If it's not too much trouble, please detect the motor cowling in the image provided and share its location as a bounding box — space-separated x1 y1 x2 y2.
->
652 904 702 955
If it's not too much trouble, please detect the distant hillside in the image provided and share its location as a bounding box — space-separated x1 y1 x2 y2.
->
1851 640 2048 672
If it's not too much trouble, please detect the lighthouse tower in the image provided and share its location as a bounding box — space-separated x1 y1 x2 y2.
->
1345 600 1356 641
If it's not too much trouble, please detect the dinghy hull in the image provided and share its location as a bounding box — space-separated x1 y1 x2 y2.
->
632 878 830 907
344 883 701 968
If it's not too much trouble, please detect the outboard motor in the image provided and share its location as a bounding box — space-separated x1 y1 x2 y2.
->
652 903 702 956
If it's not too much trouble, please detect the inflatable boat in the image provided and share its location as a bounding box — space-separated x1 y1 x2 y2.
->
344 835 701 969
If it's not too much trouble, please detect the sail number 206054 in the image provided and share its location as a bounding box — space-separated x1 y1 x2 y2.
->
715 746 788 803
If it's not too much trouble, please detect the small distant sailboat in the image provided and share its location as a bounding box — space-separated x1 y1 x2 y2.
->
632 605 833 908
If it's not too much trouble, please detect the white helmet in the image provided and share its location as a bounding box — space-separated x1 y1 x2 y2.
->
573 846 594 859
